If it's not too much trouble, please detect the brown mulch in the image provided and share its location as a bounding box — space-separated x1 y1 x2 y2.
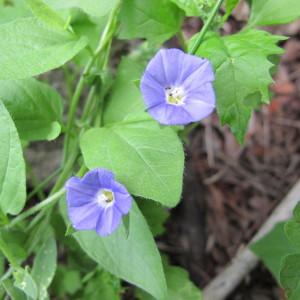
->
161 4 300 299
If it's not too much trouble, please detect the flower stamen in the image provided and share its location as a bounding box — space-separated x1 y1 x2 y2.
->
165 86 185 105
96 189 115 208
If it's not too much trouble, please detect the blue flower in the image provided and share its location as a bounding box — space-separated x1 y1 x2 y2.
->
65 169 132 237
141 48 216 125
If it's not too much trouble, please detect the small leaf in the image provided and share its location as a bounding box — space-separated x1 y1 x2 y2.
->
51 266 82 297
137 199 169 236
26 0 66 30
285 202 300 247
249 0 300 27
224 0 240 20
2 278 27 300
0 102 26 215
0 17 87 80
80 120 184 207
251 223 298 279
14 268 38 300
83 270 121 300
280 253 300 298
0 79 63 141
0 229 27 268
136 261 203 300
119 0 183 44
193 29 285 143
169 0 200 16
32 234 57 300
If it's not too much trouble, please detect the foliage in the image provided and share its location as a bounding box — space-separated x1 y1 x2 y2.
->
251 203 300 299
0 0 296 299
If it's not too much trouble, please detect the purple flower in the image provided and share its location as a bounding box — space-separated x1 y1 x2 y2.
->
65 169 132 237
141 48 216 125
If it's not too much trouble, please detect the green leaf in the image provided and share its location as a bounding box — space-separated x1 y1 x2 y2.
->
224 0 240 20
280 254 300 299
0 17 87 80
119 0 183 44
26 0 66 30
2 278 27 300
14 268 38 300
169 0 200 16
0 102 26 215
136 261 203 300
61 200 167 300
45 0 119 17
285 202 300 247
32 234 57 300
80 120 184 207
0 5 30 25
193 29 284 143
83 270 121 300
0 229 27 268
0 79 63 141
251 223 298 279
51 266 82 297
137 199 169 236
103 57 145 125
249 0 300 27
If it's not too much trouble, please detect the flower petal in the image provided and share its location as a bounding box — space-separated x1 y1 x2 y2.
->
182 59 215 91
81 168 115 188
96 207 122 236
148 103 193 125
65 177 97 207
68 201 101 230
115 193 132 214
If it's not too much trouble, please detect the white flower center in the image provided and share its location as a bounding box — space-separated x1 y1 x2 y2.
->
96 189 115 208
165 86 185 105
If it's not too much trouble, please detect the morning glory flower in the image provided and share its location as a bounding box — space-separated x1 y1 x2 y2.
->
141 48 216 125
65 169 132 237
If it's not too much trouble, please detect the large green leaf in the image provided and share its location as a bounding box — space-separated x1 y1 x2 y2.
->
249 0 300 27
80 120 184 207
0 17 87 80
103 57 145 125
119 0 183 44
193 29 284 143
0 79 63 141
0 102 26 215
32 234 57 300
45 0 118 17
61 200 167 300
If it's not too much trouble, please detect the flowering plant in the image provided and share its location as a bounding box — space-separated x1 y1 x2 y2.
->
0 0 298 299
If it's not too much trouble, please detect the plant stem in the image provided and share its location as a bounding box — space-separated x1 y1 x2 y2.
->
63 2 120 161
27 167 61 201
7 188 65 229
51 148 79 195
26 163 45 201
189 0 224 54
